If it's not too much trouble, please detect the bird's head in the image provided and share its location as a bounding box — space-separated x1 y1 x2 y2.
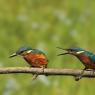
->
57 47 86 56
9 47 34 58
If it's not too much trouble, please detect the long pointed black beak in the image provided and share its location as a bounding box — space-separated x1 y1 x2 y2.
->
9 53 17 58
57 47 69 56
58 50 69 56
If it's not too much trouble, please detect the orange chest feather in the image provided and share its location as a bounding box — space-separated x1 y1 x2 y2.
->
80 56 91 63
24 53 47 64
78 54 93 65
24 53 46 60
78 54 95 69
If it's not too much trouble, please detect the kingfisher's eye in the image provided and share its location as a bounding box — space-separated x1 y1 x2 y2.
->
19 51 24 54
16 51 24 55
69 49 73 52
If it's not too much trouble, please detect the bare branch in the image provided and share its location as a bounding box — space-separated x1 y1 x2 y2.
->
0 67 94 78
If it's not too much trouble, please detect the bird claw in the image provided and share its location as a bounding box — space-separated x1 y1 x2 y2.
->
42 68 44 73
74 69 85 81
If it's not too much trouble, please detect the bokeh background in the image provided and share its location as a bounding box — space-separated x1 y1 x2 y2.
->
0 0 95 95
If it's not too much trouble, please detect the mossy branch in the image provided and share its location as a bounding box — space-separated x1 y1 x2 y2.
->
0 67 94 78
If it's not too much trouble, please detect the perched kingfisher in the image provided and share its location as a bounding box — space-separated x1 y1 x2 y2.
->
10 47 48 79
57 47 95 81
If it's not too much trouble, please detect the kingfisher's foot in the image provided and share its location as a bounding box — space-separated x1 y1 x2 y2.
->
40 66 45 73
89 69 95 77
83 69 95 77
41 66 48 76
75 68 86 81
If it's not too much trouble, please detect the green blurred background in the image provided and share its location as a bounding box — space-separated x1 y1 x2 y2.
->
0 0 95 95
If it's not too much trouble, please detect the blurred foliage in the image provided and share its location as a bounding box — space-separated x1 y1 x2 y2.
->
0 0 95 95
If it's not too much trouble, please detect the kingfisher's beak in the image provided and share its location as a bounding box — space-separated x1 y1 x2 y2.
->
9 53 17 58
57 47 69 56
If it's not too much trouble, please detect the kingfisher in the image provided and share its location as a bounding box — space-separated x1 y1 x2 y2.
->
10 47 48 79
57 47 95 81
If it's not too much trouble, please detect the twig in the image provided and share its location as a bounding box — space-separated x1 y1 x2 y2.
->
0 67 94 78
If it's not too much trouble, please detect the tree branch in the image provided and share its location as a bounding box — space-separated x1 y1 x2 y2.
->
0 67 94 78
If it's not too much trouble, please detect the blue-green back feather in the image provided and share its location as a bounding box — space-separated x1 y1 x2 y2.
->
32 49 46 55
17 47 32 53
70 48 85 51
70 48 93 56
89 54 95 64
16 47 45 55
83 51 93 56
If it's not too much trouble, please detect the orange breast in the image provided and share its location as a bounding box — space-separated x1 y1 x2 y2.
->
79 54 95 69
23 53 48 68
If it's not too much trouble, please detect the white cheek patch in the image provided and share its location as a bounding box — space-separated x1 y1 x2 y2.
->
27 50 32 53
76 51 84 54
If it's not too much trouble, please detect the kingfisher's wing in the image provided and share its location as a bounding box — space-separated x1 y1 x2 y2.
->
89 54 95 64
